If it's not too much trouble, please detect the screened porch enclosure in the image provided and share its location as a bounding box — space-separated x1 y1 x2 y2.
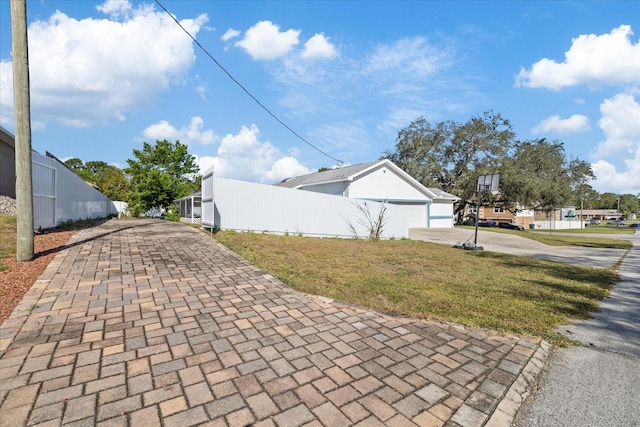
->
175 192 202 224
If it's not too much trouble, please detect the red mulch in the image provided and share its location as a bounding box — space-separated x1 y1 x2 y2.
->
0 230 76 324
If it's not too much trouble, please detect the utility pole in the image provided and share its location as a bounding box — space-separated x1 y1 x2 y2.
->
11 0 34 261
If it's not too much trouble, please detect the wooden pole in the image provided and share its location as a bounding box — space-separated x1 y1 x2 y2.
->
11 0 34 261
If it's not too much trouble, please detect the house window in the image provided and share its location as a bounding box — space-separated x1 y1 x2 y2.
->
468 205 477 214
494 207 504 214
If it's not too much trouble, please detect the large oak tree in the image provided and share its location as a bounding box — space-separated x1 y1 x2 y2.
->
499 139 593 215
383 111 515 222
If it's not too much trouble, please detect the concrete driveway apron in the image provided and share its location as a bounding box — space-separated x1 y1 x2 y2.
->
1 220 548 427
409 228 627 269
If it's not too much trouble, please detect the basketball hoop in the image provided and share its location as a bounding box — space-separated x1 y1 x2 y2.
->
473 173 501 249
477 173 500 195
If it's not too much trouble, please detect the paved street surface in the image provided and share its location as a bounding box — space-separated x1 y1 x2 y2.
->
409 228 627 269
0 219 548 427
514 231 640 427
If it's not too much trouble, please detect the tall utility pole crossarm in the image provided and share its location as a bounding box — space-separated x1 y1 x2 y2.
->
11 0 34 261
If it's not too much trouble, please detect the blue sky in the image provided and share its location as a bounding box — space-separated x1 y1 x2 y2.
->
1 0 639 194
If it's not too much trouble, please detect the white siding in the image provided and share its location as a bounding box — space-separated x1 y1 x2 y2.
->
348 165 428 200
393 203 427 228
302 181 347 196
202 175 408 239
428 200 455 228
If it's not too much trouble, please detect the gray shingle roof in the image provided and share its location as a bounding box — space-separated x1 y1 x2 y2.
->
275 159 460 201
275 160 381 188
427 188 460 201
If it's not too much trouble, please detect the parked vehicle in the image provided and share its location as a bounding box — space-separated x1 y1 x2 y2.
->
587 218 600 225
497 222 524 231
607 220 626 226
478 219 498 227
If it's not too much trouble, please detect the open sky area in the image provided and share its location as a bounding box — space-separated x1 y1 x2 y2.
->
1 0 639 194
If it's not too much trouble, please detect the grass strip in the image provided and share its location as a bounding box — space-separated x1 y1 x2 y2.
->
213 231 617 345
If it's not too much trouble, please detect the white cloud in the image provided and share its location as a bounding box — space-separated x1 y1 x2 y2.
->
275 34 461 126
194 84 207 101
516 25 640 90
365 37 451 78
96 0 132 17
190 124 310 183
235 21 300 60
301 33 337 60
221 28 240 41
592 149 640 195
0 60 13 127
590 92 640 194
0 3 208 128
143 117 218 145
264 156 311 182
532 114 590 134
593 92 640 159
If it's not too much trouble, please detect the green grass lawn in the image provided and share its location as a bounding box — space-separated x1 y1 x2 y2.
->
458 225 632 249
213 231 618 345
533 223 636 234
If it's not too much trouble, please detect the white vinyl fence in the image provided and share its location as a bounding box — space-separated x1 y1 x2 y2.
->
32 155 57 229
32 151 118 229
202 174 408 239
533 220 584 230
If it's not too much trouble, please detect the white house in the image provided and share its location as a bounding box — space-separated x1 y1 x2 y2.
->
276 159 459 228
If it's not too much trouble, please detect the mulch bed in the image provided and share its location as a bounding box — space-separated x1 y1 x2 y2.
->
0 229 76 324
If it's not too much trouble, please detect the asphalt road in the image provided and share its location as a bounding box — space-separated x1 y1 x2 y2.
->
410 227 640 426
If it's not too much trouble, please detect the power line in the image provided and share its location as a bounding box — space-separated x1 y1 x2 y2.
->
154 0 344 166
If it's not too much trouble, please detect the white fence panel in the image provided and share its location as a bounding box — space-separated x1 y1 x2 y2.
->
32 155 57 229
202 175 408 238
534 220 584 230
54 161 117 223
30 151 117 228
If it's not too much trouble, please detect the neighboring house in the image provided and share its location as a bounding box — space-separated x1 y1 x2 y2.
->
464 204 534 228
276 159 460 228
0 127 117 228
0 126 17 198
575 209 624 221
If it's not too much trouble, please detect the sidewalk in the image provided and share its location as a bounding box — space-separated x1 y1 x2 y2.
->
514 231 640 426
0 219 548 427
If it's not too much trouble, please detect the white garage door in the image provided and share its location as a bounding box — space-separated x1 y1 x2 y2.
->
403 203 427 228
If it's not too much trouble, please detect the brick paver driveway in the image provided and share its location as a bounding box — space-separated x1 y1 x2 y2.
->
0 220 548 427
